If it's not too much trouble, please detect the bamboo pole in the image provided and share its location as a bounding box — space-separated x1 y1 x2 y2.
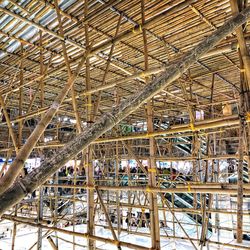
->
160 193 198 250
41 183 250 194
0 95 18 153
83 2 95 249
1 8 250 215
141 0 160 248
26 54 53 114
47 236 58 250
11 205 17 250
92 15 122 121
18 45 24 150
236 73 246 243
95 187 121 250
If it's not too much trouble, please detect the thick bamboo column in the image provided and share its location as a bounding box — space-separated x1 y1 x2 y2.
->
84 2 95 249
236 71 246 243
1 8 250 215
141 1 160 248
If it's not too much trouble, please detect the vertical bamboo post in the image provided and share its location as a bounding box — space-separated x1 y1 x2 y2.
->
37 31 44 250
18 45 24 149
84 1 94 248
127 159 132 233
10 44 25 250
141 0 160 248
39 31 44 143
236 71 246 243
73 158 77 250
170 159 175 243
11 205 17 250
53 171 59 247
116 136 121 238
37 187 44 250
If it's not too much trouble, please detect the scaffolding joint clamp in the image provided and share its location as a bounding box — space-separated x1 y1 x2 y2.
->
148 168 156 173
189 123 195 132
146 186 152 193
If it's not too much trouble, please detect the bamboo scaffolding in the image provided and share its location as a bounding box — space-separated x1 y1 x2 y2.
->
1 8 250 215
0 1 250 249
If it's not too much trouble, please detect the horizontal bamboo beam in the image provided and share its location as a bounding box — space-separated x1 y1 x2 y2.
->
0 115 244 152
42 183 250 195
25 195 250 216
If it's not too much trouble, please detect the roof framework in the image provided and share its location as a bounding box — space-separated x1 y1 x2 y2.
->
0 0 250 249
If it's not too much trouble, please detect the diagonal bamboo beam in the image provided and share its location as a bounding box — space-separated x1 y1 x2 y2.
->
95 187 121 250
92 14 122 121
0 55 87 194
0 95 18 153
160 193 198 250
54 0 82 134
26 54 53 114
1 6 250 216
